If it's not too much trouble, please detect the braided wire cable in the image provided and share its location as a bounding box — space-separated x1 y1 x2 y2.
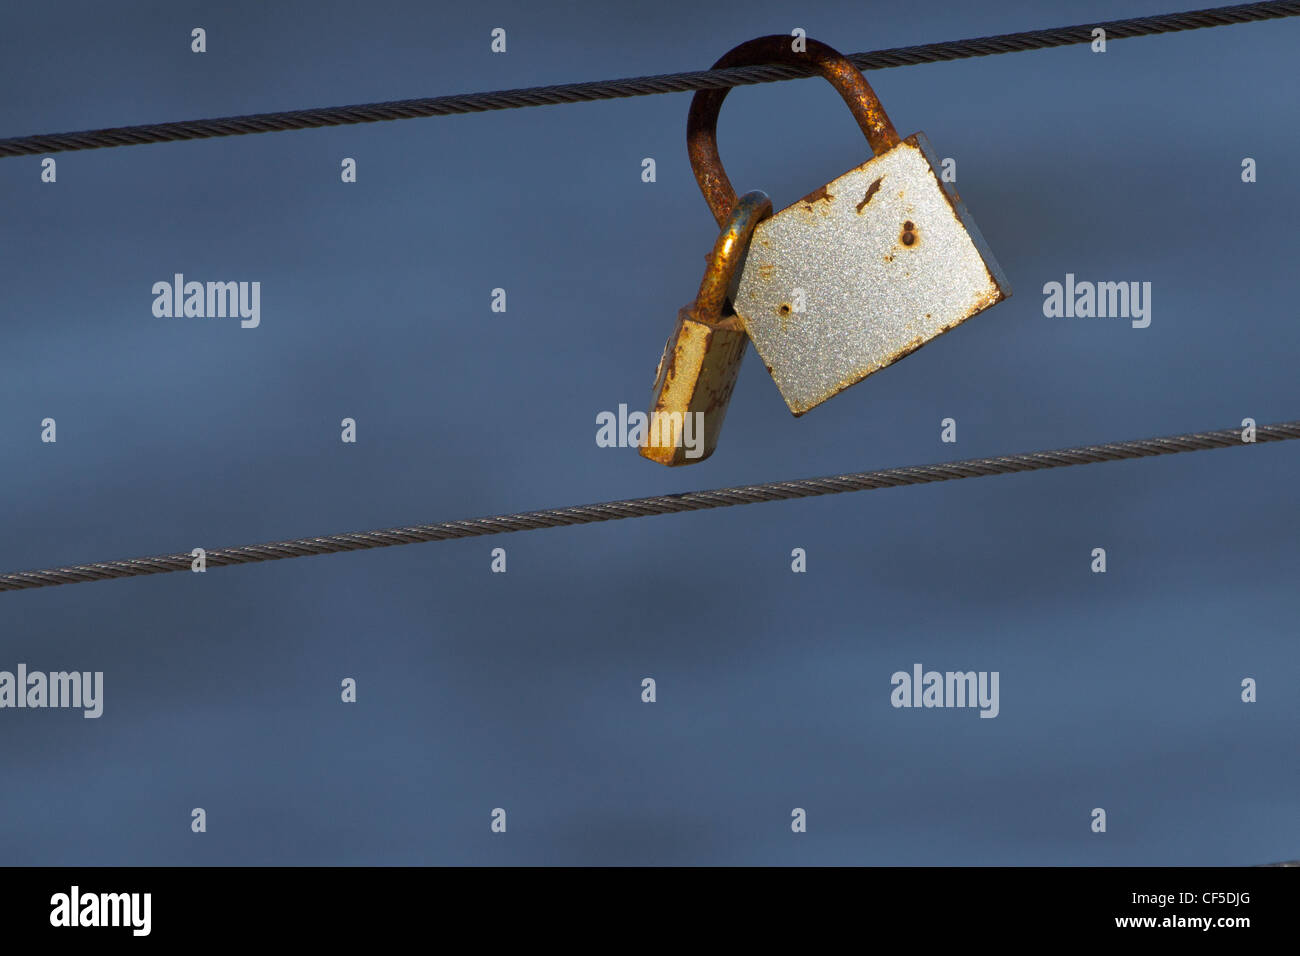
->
0 1 1296 158
2 421 1296 592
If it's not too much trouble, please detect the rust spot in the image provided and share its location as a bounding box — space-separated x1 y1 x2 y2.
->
900 220 917 247
799 184 834 208
855 177 883 213
778 303 792 316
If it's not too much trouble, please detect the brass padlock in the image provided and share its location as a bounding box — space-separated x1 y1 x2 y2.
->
688 36 1012 416
640 190 773 466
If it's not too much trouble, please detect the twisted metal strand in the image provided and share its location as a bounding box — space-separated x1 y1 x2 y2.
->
2 420 1296 592
1 2 1296 158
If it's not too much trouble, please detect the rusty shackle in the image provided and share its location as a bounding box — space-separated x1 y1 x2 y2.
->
692 189 773 322
687 36 900 227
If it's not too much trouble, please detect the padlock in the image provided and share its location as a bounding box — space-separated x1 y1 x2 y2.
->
687 36 1012 416
640 189 773 466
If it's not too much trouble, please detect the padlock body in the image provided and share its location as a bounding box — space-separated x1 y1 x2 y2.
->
639 308 747 466
733 132 1012 416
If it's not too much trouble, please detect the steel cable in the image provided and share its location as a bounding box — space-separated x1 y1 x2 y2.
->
0 1 1296 158
2 420 1296 592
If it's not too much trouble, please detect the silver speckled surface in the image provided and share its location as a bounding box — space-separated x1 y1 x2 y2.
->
733 132 1011 416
